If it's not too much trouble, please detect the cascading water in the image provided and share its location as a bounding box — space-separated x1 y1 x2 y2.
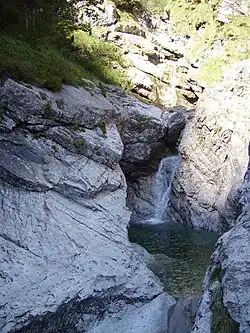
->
147 155 180 224
129 155 218 297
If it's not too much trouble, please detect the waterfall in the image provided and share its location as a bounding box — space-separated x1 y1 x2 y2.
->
147 155 180 225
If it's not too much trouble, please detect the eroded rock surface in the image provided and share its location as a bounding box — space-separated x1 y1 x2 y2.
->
217 0 250 23
192 148 250 333
78 0 201 107
0 79 181 333
169 60 250 232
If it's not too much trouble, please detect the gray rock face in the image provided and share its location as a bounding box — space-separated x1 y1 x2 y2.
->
192 153 250 333
168 296 201 333
0 79 181 333
77 0 118 27
104 85 186 169
217 0 250 23
169 60 250 231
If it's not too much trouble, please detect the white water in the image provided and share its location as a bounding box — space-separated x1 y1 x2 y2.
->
146 155 180 225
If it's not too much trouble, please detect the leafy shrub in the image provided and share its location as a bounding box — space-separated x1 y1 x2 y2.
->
97 121 107 135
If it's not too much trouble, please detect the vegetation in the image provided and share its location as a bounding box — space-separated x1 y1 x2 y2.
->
97 121 107 136
210 266 224 283
198 56 227 85
113 0 250 85
0 0 77 41
73 30 131 88
73 136 87 154
1 0 249 89
210 266 239 333
0 0 130 91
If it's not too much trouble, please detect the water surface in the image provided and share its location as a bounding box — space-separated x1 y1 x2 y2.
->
129 222 218 297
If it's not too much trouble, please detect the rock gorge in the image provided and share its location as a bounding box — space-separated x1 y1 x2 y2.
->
1 0 250 333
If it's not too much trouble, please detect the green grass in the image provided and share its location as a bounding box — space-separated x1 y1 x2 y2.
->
0 31 131 91
198 56 228 85
0 35 84 91
143 0 169 13
73 30 131 88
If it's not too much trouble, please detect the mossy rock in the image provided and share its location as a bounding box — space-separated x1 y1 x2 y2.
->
46 76 62 92
210 266 224 283
97 121 107 136
211 284 239 333
73 136 87 154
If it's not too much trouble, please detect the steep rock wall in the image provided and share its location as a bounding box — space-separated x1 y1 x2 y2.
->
169 60 250 232
192 146 250 333
0 79 182 333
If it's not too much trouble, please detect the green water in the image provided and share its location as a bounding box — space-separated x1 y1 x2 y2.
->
129 222 218 297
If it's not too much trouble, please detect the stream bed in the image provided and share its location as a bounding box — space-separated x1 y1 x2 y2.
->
129 222 218 297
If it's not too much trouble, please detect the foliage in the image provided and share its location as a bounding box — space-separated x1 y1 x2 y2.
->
198 56 228 85
164 0 216 33
0 0 131 91
195 17 250 84
97 121 107 135
188 21 219 61
73 30 131 88
0 31 131 90
143 0 169 13
0 0 77 42
210 266 224 282
0 35 85 90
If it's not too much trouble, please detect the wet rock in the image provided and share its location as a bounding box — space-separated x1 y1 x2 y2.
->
168 296 201 333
